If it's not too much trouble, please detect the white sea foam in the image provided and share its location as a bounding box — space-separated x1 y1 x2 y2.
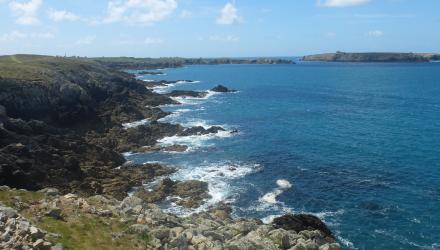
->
157 129 233 152
163 161 262 216
122 118 150 129
148 80 200 94
171 90 219 105
175 80 200 84
336 234 357 249
259 179 293 204
122 152 136 157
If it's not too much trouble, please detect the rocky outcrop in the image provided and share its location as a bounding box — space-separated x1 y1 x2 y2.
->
0 56 180 196
137 71 164 75
134 178 210 208
166 90 208 98
86 122 226 153
273 214 334 240
0 187 340 249
211 85 237 93
0 204 54 250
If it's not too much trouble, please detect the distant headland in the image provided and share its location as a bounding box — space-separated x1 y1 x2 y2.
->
302 51 440 63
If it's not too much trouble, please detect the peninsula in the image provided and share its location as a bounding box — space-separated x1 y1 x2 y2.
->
302 51 440 63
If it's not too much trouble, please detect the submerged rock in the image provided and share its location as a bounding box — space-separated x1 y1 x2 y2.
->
211 85 237 93
166 90 208 98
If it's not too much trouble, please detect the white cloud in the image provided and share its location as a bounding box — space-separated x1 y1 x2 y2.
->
209 35 240 42
217 2 242 25
0 31 27 42
0 30 54 42
180 10 192 18
104 0 177 25
144 37 163 45
48 8 80 22
76 36 95 45
9 0 42 25
318 0 370 7
367 30 384 37
113 36 163 45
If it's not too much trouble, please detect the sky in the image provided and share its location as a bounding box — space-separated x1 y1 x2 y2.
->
0 0 439 57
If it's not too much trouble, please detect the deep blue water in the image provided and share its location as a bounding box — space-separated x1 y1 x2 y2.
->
128 62 440 249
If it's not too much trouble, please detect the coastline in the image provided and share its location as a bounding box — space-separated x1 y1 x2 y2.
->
0 55 339 249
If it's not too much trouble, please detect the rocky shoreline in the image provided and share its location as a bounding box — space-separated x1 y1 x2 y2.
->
0 55 339 249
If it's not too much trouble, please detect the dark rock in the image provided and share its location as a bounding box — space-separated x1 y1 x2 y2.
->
135 178 210 208
45 208 63 220
272 214 334 239
137 71 164 75
210 85 236 93
167 90 207 98
161 145 188 152
179 126 225 136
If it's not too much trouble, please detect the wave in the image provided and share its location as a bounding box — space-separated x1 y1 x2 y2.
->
374 229 438 250
336 234 357 249
122 118 150 129
162 161 262 216
259 179 293 204
176 80 201 84
157 129 233 152
149 80 200 94
170 90 220 105
158 108 195 123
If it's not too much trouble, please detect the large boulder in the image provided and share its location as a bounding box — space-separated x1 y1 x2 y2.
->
272 214 334 239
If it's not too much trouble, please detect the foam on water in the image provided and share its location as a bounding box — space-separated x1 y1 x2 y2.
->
122 118 150 129
170 90 219 105
148 80 200 94
259 179 293 204
162 161 262 216
157 129 233 152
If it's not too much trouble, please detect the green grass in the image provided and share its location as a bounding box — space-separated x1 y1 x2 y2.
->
0 189 149 250
39 216 147 250
0 189 45 206
0 54 104 82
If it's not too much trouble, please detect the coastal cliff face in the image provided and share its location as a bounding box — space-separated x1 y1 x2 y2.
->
302 52 433 62
0 54 339 249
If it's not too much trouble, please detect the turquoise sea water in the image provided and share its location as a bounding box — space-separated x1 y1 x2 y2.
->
128 62 440 249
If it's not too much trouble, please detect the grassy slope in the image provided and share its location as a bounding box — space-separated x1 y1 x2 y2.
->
0 189 148 250
0 54 107 82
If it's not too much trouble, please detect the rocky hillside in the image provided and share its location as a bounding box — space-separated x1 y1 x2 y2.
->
0 186 340 250
0 55 220 197
302 52 431 62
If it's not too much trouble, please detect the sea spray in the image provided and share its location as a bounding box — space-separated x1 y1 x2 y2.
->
260 179 293 204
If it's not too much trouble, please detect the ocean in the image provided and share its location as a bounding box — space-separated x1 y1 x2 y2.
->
127 62 440 249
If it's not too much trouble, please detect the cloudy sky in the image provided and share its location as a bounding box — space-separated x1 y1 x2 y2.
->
0 0 439 57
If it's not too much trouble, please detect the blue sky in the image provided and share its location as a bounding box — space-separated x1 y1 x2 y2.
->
0 0 439 57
